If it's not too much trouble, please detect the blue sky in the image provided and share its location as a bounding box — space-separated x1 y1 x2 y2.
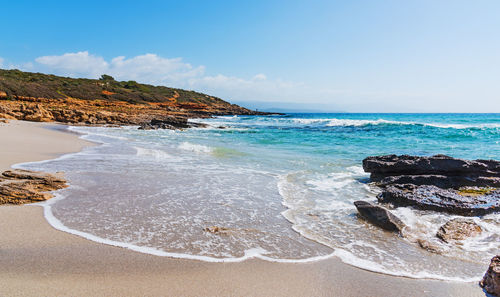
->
1 0 499 112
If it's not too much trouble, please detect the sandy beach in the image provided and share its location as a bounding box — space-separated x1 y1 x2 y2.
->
0 120 485 297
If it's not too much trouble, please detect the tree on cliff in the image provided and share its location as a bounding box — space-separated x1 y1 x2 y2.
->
99 74 115 81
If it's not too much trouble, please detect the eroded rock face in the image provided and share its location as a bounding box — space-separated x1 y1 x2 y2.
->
436 218 482 243
480 255 500 296
354 201 406 232
21 104 54 122
0 169 67 205
378 184 500 216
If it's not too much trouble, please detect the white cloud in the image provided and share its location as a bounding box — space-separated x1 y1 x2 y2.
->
108 54 205 85
30 51 304 103
21 51 425 111
4 51 499 112
188 74 304 103
35 51 108 78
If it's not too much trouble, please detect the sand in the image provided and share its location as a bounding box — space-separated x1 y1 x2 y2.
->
0 120 485 297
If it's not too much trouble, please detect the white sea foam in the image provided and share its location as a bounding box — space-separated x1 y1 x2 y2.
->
178 142 213 153
423 123 500 129
135 147 172 160
325 119 406 127
292 118 333 124
290 117 500 129
34 191 481 282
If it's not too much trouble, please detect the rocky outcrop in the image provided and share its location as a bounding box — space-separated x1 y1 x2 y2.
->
0 69 277 129
138 117 207 130
480 255 500 296
436 218 482 243
378 184 500 216
363 155 500 182
363 154 500 187
0 169 67 204
354 201 406 232
21 104 54 122
363 155 500 216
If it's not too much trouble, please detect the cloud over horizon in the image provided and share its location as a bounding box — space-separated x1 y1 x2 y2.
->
3 51 491 112
25 51 316 107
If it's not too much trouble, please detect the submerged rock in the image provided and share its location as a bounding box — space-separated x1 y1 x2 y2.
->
480 255 500 296
416 239 445 254
203 226 232 235
436 218 482 243
378 184 500 216
0 169 67 204
354 201 406 232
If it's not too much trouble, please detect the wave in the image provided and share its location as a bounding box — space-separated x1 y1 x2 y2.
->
178 142 213 153
135 147 172 160
276 172 486 282
35 190 480 282
291 118 500 129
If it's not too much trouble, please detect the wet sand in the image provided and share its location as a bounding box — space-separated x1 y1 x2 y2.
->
0 120 485 296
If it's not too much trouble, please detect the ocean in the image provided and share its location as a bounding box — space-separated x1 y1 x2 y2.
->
18 113 500 281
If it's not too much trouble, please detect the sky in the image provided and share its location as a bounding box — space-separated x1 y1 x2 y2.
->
1 0 499 112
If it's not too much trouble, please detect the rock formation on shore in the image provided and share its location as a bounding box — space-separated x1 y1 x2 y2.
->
0 69 273 128
0 169 67 204
481 255 500 296
138 117 207 130
363 155 500 216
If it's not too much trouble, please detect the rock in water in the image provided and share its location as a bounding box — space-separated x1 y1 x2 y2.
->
363 154 500 183
363 155 500 216
138 117 208 130
436 218 482 243
0 169 67 204
354 201 406 232
480 256 500 296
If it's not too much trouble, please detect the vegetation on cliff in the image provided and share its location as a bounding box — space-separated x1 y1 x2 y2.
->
0 69 265 126
0 69 232 106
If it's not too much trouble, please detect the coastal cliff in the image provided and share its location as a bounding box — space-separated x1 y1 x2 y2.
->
0 69 268 126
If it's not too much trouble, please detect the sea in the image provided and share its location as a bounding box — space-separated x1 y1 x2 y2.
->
18 113 500 282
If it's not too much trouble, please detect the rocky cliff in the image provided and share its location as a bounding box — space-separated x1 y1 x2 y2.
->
0 69 269 126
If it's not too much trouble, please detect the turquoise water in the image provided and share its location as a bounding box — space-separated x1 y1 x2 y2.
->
20 113 500 281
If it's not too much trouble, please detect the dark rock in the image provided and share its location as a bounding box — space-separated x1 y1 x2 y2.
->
363 154 500 184
378 184 500 216
363 155 500 215
480 255 500 296
354 201 406 232
138 116 207 130
436 218 482 243
377 174 500 189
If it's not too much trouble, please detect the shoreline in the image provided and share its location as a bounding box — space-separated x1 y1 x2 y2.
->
0 120 485 296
